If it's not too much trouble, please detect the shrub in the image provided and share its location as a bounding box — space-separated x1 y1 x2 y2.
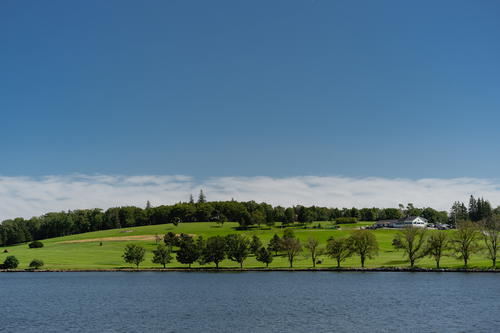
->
29 259 44 270
29 241 44 248
335 217 358 224
3 256 19 269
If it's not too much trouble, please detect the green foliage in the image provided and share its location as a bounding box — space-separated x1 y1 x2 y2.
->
198 190 206 204
29 259 44 269
225 234 250 268
425 231 450 269
304 237 321 267
176 237 200 268
480 216 500 268
256 247 273 267
326 237 352 268
281 237 302 268
152 244 172 268
268 234 282 255
335 217 358 224
393 227 427 268
349 230 379 268
122 244 146 268
283 229 295 240
29 241 44 248
250 235 262 255
3 255 19 269
201 236 226 268
452 221 480 268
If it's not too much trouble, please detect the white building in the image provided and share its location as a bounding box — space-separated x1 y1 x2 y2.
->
393 216 428 228
373 216 428 228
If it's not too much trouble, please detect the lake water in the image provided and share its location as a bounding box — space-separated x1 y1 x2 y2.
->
0 272 498 332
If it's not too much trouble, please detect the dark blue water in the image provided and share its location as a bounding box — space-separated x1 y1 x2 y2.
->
0 272 498 332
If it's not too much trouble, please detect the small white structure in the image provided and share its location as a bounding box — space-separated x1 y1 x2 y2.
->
393 216 428 228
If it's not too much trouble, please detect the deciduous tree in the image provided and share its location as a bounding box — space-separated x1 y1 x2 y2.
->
349 230 378 268
392 227 427 268
326 237 352 268
452 221 480 268
424 231 450 269
480 216 500 268
225 234 250 269
122 244 146 268
304 236 321 267
152 244 173 268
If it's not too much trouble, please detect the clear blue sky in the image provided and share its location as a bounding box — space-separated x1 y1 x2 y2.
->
1 0 499 178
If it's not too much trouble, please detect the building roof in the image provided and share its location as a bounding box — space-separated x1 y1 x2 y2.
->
399 216 428 223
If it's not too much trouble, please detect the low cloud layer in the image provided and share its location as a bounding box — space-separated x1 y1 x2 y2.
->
0 174 499 220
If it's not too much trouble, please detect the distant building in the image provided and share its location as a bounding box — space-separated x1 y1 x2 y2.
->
373 216 428 229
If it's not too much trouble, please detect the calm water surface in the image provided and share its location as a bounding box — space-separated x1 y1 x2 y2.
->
0 272 498 332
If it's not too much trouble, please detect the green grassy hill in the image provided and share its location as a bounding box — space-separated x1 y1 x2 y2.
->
0 222 494 270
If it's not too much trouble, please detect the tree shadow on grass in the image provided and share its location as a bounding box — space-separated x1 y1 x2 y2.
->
383 260 408 266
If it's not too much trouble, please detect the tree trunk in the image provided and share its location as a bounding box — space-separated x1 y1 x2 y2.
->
464 257 468 268
266 262 269 268
361 256 365 268
216 262 219 269
188 263 191 268
312 256 316 268
240 262 243 269
337 259 341 268
163 263 166 268
410 259 415 268
436 259 440 269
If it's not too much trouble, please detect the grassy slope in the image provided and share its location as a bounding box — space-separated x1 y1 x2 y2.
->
0 222 494 270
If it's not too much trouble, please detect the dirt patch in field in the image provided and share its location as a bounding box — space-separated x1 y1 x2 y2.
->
58 234 195 244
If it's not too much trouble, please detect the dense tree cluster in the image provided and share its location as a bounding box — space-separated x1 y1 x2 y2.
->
0 193 496 249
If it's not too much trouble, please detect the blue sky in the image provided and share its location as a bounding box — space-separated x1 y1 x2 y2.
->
1 0 500 179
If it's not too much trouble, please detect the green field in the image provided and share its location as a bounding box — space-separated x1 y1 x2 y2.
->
0 222 495 270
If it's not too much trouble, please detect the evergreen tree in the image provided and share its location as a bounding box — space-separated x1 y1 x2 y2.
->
268 234 282 255
198 190 207 204
256 247 273 267
189 194 194 204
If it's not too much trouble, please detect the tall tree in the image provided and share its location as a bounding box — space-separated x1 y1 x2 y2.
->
304 237 321 267
392 227 427 268
176 237 200 268
198 190 207 204
424 231 450 269
480 216 500 268
449 201 468 226
452 221 480 268
189 194 194 204
281 237 302 268
349 230 379 268
225 234 250 269
326 237 352 268
201 236 226 269
152 244 173 268
122 244 146 268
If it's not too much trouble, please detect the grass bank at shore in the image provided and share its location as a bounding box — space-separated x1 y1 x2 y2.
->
1 222 497 271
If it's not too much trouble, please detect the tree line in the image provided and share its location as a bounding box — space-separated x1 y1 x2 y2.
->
123 228 381 269
124 215 499 270
0 191 495 247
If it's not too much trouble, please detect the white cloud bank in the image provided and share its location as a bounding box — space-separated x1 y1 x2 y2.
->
0 174 499 220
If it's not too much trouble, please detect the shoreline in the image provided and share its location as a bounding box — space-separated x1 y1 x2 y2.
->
1 267 499 273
